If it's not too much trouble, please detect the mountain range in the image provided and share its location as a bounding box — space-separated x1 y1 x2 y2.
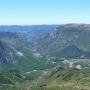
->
37 24 90 59
0 24 90 90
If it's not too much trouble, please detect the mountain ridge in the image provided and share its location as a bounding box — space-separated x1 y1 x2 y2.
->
37 24 90 58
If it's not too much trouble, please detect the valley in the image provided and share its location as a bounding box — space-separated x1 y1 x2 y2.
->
0 24 90 90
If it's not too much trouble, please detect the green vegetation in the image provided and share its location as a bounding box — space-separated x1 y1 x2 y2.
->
0 66 90 90
30 68 90 90
1 24 90 90
1 49 90 90
2 49 53 72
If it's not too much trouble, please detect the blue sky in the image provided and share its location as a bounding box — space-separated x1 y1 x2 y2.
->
0 0 90 25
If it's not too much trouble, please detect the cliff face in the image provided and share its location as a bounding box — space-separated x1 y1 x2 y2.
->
0 41 20 64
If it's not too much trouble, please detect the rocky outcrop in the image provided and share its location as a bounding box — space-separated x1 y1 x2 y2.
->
0 41 20 64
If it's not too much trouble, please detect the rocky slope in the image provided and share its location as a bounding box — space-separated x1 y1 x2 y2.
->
0 40 20 64
37 24 90 58
0 32 22 48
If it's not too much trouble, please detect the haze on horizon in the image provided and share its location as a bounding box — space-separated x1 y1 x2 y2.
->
0 0 90 25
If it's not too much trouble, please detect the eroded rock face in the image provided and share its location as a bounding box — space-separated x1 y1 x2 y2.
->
0 41 20 64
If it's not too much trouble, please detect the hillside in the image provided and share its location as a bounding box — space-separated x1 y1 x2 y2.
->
55 45 90 58
30 67 90 90
0 40 20 64
37 24 90 58
4 49 53 72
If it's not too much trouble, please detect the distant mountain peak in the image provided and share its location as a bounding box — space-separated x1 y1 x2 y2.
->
63 24 90 31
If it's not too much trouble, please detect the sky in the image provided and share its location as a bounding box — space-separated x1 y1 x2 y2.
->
0 0 90 25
